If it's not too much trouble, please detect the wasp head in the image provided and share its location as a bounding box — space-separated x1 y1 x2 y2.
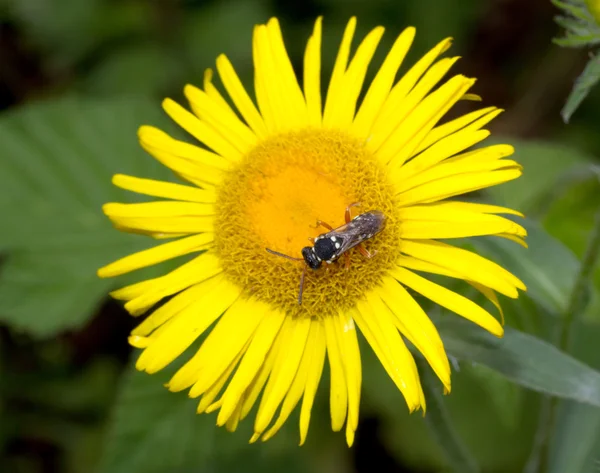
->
301 247 322 269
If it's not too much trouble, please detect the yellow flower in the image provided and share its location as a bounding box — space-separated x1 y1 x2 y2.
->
98 17 526 447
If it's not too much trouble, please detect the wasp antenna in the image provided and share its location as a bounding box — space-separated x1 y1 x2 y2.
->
265 248 303 261
298 266 307 305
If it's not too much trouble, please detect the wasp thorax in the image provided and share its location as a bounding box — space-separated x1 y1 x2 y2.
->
314 237 340 262
301 247 321 269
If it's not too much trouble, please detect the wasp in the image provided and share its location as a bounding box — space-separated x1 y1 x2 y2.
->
266 203 386 304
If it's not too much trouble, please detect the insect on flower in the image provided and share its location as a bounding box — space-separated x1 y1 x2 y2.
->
266 203 386 304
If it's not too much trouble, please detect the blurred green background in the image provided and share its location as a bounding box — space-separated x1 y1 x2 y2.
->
1 0 600 472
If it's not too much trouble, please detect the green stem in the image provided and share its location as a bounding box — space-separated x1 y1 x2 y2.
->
559 207 600 351
418 358 479 473
535 206 600 473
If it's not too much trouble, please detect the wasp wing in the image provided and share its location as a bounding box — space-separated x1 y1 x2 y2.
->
323 211 386 260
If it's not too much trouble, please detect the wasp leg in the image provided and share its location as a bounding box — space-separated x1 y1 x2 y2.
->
311 220 334 231
358 243 377 259
345 202 362 223
344 252 351 270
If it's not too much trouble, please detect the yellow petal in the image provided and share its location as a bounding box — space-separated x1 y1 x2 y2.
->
103 201 214 219
377 276 451 391
397 254 459 278
172 298 269 395
112 174 217 203
98 233 213 278
128 335 150 348
400 239 526 297
216 54 267 138
106 215 213 236
184 84 257 153
266 18 307 127
392 128 490 187
397 168 522 206
162 98 242 161
371 37 454 140
398 201 524 219
138 126 226 187
122 252 223 316
444 143 514 166
469 281 505 325
254 316 311 435
380 75 475 167
368 39 455 151
414 106 500 156
202 68 238 120
261 318 322 442
336 311 361 438
390 267 504 337
131 278 220 336
396 152 519 196
397 254 513 325
496 232 528 248
138 125 231 171
134 276 241 373
352 26 416 139
224 401 244 433
353 300 421 410
397 201 527 240
400 220 525 240
299 321 326 446
217 309 286 425
323 17 357 126
196 345 247 414
323 314 348 432
252 25 280 132
461 92 481 101
325 26 385 128
239 323 282 421
303 17 323 126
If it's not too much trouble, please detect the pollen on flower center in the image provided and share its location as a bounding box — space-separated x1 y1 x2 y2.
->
247 163 349 255
215 128 401 317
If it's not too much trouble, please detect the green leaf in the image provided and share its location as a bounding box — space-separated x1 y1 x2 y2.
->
549 402 600 473
436 318 600 407
465 363 524 430
98 357 312 473
554 34 600 47
0 97 178 337
552 0 594 22
554 14 600 39
548 321 600 473
561 53 600 123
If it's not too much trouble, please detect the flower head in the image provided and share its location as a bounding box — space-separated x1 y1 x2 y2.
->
99 17 526 446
